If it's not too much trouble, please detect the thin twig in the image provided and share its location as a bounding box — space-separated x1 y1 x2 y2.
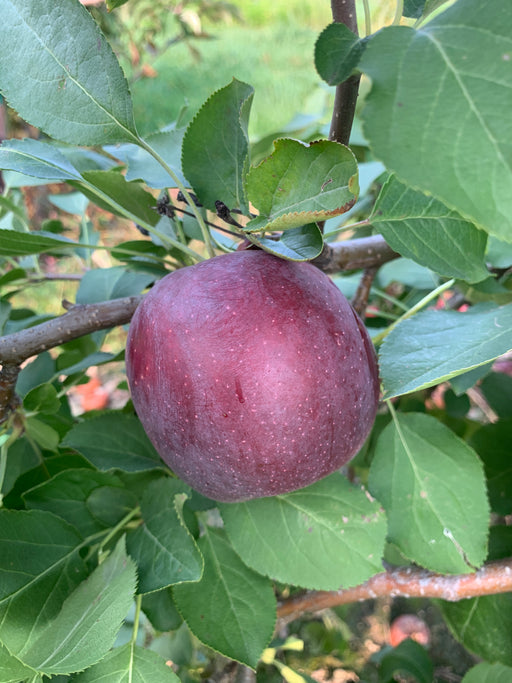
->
352 266 378 317
277 558 512 624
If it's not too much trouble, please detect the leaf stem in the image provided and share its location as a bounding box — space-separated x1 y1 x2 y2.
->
393 0 404 25
139 138 216 259
372 278 455 345
99 505 141 556
78 180 203 263
130 593 143 647
362 0 372 36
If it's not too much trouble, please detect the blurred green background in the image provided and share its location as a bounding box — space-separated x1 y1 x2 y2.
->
92 0 397 139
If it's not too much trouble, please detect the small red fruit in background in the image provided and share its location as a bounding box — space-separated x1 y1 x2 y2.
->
126 250 379 502
389 614 431 648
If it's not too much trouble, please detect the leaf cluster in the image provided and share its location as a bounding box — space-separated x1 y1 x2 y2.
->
0 0 512 681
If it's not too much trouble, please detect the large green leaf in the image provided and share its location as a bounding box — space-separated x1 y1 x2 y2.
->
0 139 82 181
62 413 164 472
73 643 180 682
23 470 127 538
379 303 512 398
378 639 433 683
20 538 137 675
0 510 86 655
126 478 203 593
245 138 358 233
220 473 386 591
470 420 512 516
0 0 138 144
0 229 84 257
71 170 160 227
439 594 512 666
173 527 276 669
182 78 254 212
368 413 489 573
463 662 512 683
371 175 488 283
105 127 186 188
360 0 512 241
0 643 35 682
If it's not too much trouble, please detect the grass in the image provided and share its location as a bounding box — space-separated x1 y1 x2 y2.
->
131 22 327 139
128 0 399 140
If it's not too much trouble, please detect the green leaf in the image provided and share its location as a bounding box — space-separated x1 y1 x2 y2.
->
403 0 425 18
315 23 368 85
62 413 164 471
368 413 489 573
141 588 182 632
470 420 512 515
253 223 324 261
25 416 60 451
378 639 433 683
23 470 127 538
71 170 160 227
0 510 87 655
58 351 116 377
439 594 512 666
72 643 180 682
126 478 203 593
0 229 82 257
0 643 35 682
105 127 186 188
76 267 153 304
480 372 512 419
220 473 387 591
23 383 61 414
462 662 512 683
379 303 512 398
0 139 82 181
371 175 488 283
173 527 276 669
360 0 512 241
87 486 139 528
182 78 254 212
20 537 136 675
450 362 493 395
0 0 138 145
245 139 358 233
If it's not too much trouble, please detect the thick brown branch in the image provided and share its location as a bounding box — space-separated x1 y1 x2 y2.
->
313 236 398 273
0 296 142 365
0 364 21 423
277 559 512 623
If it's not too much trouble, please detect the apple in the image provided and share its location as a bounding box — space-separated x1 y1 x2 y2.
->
126 250 379 502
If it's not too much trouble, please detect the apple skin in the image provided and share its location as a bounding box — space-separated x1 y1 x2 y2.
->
126 250 379 502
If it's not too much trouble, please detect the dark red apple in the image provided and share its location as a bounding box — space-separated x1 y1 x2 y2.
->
126 250 379 502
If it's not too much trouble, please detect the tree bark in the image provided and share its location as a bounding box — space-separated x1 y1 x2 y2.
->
277 558 512 623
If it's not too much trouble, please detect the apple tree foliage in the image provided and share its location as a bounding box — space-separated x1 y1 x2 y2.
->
0 0 511 680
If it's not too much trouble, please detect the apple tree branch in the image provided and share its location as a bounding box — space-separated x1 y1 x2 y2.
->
277 558 512 624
